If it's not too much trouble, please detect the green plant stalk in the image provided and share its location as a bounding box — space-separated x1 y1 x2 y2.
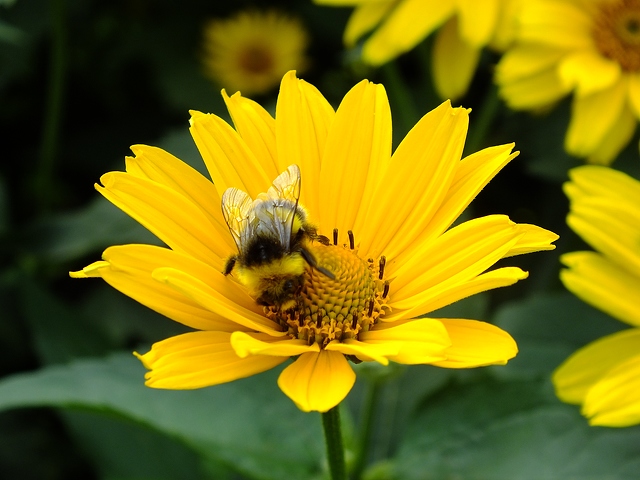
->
322 405 347 480
36 0 67 212
381 61 419 139
464 84 501 157
351 380 381 480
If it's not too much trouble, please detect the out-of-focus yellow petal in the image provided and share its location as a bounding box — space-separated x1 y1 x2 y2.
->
385 267 528 322
322 80 391 244
362 0 455 66
628 72 640 117
230 331 320 357
491 0 522 51
565 78 627 159
430 319 518 368
391 215 521 300
343 1 397 47
222 90 279 180
586 106 636 166
135 331 286 389
152 267 283 335
432 17 481 100
553 329 640 404
519 1 591 49
558 51 621 97
189 110 273 199
583 354 640 427
564 165 640 204
561 252 640 327
71 245 259 332
360 101 468 259
97 172 228 268
457 0 498 46
496 45 566 84
276 71 335 217
499 67 571 110
277 351 355 412
566 196 640 274
358 318 450 364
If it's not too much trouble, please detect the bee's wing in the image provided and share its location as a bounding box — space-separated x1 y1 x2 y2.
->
221 187 254 255
254 165 301 251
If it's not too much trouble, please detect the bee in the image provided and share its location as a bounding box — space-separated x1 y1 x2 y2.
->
221 164 334 310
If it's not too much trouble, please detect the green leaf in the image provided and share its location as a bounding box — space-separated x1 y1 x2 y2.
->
492 292 623 380
392 380 640 480
0 353 325 480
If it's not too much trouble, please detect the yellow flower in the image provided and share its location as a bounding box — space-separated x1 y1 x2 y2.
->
496 0 640 165
71 71 557 413
553 165 640 427
202 10 308 95
315 0 521 100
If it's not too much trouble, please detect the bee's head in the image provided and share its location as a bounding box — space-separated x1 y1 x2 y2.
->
255 274 304 311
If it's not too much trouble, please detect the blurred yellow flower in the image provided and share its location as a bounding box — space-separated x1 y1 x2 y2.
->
202 10 308 95
71 71 557 413
496 0 640 165
315 0 521 100
554 165 640 427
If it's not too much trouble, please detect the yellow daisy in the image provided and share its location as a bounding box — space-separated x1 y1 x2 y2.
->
202 10 308 95
496 0 640 165
315 0 521 100
71 71 557 413
554 165 640 427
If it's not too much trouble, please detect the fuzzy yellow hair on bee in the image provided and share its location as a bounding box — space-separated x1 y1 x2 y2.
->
221 164 333 310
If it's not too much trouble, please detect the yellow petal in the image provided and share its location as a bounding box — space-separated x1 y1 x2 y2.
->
583 354 640 427
457 0 498 46
496 45 566 84
321 80 391 243
395 144 517 264
432 17 481 100
343 1 397 47
276 71 335 218
498 67 571 110
385 267 528 322
222 90 279 180
277 351 355 412
586 106 636 166
125 145 231 248
97 172 227 268
230 331 320 357
152 267 284 335
135 331 286 389
391 215 521 300
326 339 396 365
503 224 558 257
553 329 640 404
430 319 518 368
628 72 640 117
362 0 455 65
565 165 640 205
566 196 640 273
561 252 640 327
565 78 627 159
360 101 468 259
558 51 621 97
519 2 591 49
71 245 257 333
358 318 451 364
189 110 272 199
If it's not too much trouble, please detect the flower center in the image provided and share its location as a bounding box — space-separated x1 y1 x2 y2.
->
593 0 640 71
264 234 390 349
238 44 274 74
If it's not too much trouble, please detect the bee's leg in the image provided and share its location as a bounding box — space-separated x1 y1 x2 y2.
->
223 256 237 275
301 247 335 280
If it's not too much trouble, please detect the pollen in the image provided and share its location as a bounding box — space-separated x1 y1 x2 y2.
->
265 239 391 348
593 0 640 71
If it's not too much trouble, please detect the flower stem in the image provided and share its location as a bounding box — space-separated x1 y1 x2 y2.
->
464 84 501 156
381 61 419 139
351 380 381 480
322 405 347 480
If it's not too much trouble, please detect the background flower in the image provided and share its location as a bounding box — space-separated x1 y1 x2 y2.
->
554 165 640 426
202 10 308 95
315 0 521 100
496 0 640 165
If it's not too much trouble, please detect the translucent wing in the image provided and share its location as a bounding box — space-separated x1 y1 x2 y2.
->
221 187 254 255
253 165 301 251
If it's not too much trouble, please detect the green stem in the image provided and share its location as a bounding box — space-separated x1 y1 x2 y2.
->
464 84 501 156
36 0 67 212
351 380 380 480
322 405 347 480
380 61 418 139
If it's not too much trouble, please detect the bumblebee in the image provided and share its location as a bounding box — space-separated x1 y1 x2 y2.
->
221 164 333 310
